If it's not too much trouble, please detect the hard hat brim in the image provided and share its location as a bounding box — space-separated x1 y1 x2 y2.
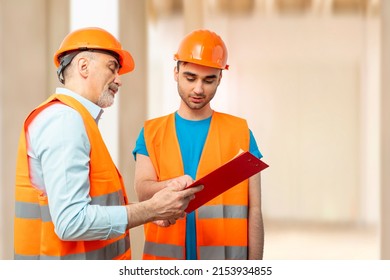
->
116 49 135 75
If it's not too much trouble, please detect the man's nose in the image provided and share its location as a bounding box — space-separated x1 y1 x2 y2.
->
193 80 204 94
114 74 122 87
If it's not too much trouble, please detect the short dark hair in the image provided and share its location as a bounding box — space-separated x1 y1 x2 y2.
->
176 61 187 71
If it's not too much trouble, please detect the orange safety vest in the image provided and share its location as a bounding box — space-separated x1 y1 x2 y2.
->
14 94 131 260
143 112 250 260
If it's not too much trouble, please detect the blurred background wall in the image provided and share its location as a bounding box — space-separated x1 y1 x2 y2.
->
1 0 389 260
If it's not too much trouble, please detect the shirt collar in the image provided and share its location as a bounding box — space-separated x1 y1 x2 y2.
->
55 87 104 124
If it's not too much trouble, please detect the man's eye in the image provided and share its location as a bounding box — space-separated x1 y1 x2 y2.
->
204 79 214 84
186 77 195 82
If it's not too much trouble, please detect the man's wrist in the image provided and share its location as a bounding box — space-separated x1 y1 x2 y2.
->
125 201 154 230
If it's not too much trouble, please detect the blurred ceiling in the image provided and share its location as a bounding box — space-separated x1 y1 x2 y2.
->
147 0 380 18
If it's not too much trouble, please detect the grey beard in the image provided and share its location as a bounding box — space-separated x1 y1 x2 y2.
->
97 90 114 108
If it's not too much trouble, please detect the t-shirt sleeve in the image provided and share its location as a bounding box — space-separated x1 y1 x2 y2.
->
132 127 149 161
249 129 263 159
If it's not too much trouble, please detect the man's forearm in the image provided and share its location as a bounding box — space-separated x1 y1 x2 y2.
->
248 207 264 259
125 201 155 230
248 173 264 259
135 179 167 201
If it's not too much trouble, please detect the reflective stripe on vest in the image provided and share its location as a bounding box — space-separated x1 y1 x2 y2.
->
143 112 250 260
198 205 248 219
15 232 130 260
144 241 184 259
199 246 247 260
14 94 130 260
15 190 125 221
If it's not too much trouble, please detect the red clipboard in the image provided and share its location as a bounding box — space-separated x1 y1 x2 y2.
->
185 151 269 213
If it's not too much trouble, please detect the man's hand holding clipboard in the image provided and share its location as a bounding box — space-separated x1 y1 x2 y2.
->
185 150 269 213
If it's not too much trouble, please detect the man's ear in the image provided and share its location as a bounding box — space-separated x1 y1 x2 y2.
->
217 70 222 86
174 66 179 82
78 57 89 78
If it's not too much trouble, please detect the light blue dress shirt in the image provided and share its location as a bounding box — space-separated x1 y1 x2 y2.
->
26 88 127 241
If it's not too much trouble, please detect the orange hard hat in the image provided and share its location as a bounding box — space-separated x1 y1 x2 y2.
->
54 27 134 79
174 29 229 70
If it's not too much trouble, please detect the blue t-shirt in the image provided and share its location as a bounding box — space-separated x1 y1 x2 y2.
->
132 112 262 259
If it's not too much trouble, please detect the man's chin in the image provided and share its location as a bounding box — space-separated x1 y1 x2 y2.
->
97 95 115 108
98 101 114 108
